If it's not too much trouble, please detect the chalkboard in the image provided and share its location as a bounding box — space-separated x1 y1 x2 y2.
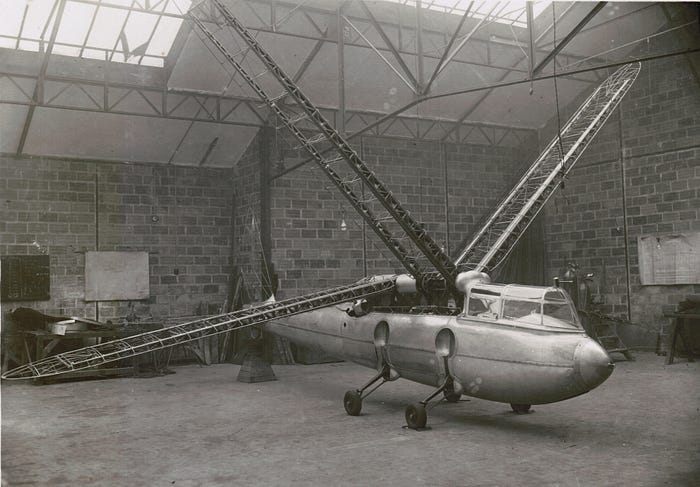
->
1 255 51 302
85 251 150 301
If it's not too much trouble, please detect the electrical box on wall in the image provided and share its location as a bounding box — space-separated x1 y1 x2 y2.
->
0 255 50 302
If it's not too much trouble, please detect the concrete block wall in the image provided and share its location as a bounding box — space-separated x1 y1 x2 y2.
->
266 134 536 299
542 56 700 346
0 156 235 326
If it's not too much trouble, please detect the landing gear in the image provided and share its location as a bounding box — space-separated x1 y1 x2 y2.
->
343 364 394 417
344 390 363 416
405 403 427 429
511 403 532 414
404 355 462 429
443 387 462 403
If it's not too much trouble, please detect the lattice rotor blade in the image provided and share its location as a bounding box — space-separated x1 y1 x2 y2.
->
2 277 396 380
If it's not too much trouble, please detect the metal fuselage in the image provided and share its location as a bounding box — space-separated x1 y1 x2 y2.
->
265 301 613 406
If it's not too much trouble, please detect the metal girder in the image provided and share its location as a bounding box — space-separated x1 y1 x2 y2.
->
343 16 418 94
440 54 526 142
183 0 530 77
60 0 626 79
441 2 606 140
537 3 660 49
534 2 578 45
527 2 535 80
415 0 424 90
427 1 499 85
0 68 536 144
532 2 607 76
16 0 66 156
563 19 699 72
337 4 346 135
272 112 537 180
422 3 472 95
660 3 700 89
358 0 419 93
165 17 194 82
292 30 327 83
1 71 268 128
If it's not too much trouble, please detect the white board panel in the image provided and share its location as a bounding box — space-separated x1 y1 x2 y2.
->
638 233 700 285
85 251 149 301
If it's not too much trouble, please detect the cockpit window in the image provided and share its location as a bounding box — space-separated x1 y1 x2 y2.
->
465 284 582 330
467 295 501 320
542 302 579 328
503 299 541 320
467 294 500 319
501 288 581 330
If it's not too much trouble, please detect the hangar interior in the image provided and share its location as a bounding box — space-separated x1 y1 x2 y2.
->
1 1 699 485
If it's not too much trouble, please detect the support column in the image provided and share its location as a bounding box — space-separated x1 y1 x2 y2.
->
337 5 346 135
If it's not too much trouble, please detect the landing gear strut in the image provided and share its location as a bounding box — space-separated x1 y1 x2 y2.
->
405 356 461 429
343 364 394 416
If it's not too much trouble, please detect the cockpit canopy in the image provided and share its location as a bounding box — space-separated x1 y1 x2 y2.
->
465 282 582 330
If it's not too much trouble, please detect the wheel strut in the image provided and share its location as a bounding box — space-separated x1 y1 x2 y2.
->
405 356 461 429
343 364 393 416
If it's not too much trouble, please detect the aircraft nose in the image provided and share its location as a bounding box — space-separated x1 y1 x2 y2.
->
575 339 614 389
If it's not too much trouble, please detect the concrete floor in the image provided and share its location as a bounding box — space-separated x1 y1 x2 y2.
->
2 351 699 487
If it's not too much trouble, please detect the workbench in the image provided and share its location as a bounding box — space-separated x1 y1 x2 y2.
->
663 312 699 365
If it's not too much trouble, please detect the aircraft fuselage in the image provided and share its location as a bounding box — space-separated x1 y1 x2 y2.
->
265 303 613 406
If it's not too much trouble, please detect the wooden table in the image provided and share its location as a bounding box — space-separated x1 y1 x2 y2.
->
21 329 126 362
663 312 699 365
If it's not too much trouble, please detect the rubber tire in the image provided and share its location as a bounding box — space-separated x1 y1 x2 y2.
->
443 389 462 403
344 390 362 416
405 403 428 429
511 403 531 414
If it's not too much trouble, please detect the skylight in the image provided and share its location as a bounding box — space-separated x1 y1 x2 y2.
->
0 0 193 67
385 0 552 28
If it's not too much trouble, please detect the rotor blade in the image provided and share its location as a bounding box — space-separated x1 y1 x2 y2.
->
2 277 396 380
454 63 641 273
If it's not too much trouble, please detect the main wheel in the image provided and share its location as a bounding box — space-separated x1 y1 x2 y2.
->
344 390 362 416
511 403 531 414
443 389 461 403
405 403 427 429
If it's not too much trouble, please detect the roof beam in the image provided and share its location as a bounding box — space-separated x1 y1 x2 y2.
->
440 53 527 142
16 0 66 156
358 0 419 92
423 1 499 94
0 68 537 139
660 3 700 89
343 15 419 94
532 2 607 76
292 29 327 83
534 2 577 45
422 3 472 95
